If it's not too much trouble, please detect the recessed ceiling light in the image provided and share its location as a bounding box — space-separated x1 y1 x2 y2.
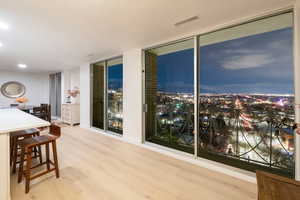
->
0 22 9 30
18 64 27 69
0 42 3 47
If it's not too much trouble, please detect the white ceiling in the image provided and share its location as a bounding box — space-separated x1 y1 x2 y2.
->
0 0 294 72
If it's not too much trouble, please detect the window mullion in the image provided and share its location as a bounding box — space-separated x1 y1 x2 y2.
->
104 61 108 131
194 36 199 158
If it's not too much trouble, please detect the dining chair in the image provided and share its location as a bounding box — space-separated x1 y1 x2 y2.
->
18 124 61 193
256 170 300 200
32 107 47 120
40 104 51 122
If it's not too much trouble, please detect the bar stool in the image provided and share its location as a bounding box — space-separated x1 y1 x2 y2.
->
18 124 61 193
10 129 42 174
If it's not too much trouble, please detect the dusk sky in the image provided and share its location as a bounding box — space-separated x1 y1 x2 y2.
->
157 28 294 94
107 64 123 90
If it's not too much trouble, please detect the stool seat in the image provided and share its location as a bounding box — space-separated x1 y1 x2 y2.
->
10 128 41 173
18 135 57 148
10 128 39 137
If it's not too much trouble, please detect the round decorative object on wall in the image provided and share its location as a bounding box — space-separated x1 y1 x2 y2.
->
0 81 26 98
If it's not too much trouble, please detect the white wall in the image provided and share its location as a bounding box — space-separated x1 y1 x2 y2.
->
61 68 80 104
70 68 80 90
80 63 90 128
123 49 143 143
0 70 49 106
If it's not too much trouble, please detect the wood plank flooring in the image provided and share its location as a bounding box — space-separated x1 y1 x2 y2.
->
11 126 257 200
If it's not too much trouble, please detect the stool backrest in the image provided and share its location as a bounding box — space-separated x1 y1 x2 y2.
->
33 107 42 113
256 170 300 200
49 124 61 137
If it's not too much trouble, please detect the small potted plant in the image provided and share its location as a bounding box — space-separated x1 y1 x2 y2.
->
15 96 28 108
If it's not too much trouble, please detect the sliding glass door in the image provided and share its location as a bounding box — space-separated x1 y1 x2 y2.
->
92 61 105 129
91 57 123 135
144 11 295 177
145 39 195 153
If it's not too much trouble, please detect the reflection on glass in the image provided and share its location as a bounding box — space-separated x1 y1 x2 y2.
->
107 57 123 134
198 12 294 177
145 39 194 153
92 61 105 129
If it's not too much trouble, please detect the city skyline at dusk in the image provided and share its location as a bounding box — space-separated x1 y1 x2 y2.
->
157 28 294 95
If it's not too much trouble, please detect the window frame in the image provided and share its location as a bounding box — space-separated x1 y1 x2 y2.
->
90 55 124 136
142 9 295 177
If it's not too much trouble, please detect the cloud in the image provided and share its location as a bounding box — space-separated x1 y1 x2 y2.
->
219 40 292 71
221 53 274 70
214 30 293 70
222 49 258 54
200 83 293 94
199 28 294 94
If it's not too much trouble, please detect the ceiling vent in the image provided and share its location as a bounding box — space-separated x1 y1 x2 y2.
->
174 16 199 27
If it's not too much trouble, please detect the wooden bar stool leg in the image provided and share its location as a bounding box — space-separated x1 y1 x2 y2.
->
35 132 43 164
52 141 59 178
10 136 14 166
33 147 37 158
38 145 43 164
12 137 18 173
46 143 50 170
25 147 33 193
18 147 25 183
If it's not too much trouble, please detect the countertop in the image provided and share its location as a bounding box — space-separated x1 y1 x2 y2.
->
0 108 50 134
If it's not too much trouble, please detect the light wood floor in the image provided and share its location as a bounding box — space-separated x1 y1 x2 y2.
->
11 126 257 200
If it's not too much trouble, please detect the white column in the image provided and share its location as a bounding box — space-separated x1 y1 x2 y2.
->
0 133 11 200
80 63 91 129
294 1 300 181
123 49 143 144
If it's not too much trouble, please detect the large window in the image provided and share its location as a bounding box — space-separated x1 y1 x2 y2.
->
107 58 123 134
198 12 294 177
145 39 194 153
144 11 295 177
92 57 123 135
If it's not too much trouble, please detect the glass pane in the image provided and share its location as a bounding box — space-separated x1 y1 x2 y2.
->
145 39 194 153
198 12 294 177
92 61 105 129
107 57 123 134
